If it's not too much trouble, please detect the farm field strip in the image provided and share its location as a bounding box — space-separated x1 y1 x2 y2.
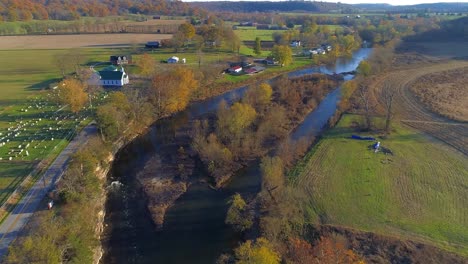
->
0 33 172 49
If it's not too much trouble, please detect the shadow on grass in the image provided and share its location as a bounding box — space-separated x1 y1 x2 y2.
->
26 78 61 91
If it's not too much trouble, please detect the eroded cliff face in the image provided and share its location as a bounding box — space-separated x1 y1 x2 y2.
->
94 153 118 264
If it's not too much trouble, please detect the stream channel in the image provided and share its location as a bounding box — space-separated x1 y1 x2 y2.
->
101 48 372 264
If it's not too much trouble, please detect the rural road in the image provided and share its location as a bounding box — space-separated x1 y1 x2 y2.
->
372 61 468 156
0 124 98 260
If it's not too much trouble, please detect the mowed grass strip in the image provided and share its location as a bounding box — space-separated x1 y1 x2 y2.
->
295 114 468 255
235 27 286 41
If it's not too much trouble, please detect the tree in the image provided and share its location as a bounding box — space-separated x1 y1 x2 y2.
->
243 83 272 108
137 53 155 76
152 67 198 114
178 22 196 45
357 84 376 131
55 78 88 113
225 193 253 232
217 102 257 138
254 37 262 56
260 156 284 199
270 45 293 67
339 80 358 111
234 238 281 264
286 236 365 264
53 53 73 77
357 60 371 77
95 104 121 141
382 83 397 134
108 91 131 113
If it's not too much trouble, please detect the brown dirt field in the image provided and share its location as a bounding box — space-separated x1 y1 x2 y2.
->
0 33 172 49
317 225 468 264
370 61 468 156
410 67 468 122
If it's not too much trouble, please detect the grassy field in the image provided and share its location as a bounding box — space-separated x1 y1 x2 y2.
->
292 114 468 255
234 27 286 41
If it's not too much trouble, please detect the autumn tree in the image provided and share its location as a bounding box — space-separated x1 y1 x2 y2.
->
95 104 122 141
216 102 257 139
382 83 397 134
178 22 196 46
243 83 273 109
339 80 358 111
260 156 284 200
225 193 253 232
137 53 156 76
152 67 199 115
53 53 73 77
357 60 371 77
286 236 365 264
357 84 377 131
254 37 262 56
234 238 281 264
54 78 88 113
270 45 293 66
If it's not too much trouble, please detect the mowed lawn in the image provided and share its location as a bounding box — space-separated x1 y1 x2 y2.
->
294 114 468 255
235 27 286 41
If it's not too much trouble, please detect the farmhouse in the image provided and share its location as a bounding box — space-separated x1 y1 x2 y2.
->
110 55 132 65
89 66 129 87
228 65 243 73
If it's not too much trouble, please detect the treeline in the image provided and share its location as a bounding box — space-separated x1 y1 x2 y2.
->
403 17 468 41
0 0 200 22
6 136 110 263
189 1 352 13
193 74 339 187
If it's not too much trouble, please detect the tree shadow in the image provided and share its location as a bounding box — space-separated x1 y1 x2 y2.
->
26 78 61 91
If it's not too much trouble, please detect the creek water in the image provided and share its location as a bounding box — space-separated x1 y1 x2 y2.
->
101 48 372 264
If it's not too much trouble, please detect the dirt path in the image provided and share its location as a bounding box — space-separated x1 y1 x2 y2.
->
371 61 468 155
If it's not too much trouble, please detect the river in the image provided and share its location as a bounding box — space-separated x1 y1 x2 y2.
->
101 48 372 264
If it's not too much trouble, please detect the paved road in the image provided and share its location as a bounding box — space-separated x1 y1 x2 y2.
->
0 124 98 260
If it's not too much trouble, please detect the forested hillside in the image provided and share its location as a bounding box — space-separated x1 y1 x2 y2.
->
0 0 197 21
189 1 353 13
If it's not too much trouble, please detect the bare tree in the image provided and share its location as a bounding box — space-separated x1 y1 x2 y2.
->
357 84 376 131
382 83 397 134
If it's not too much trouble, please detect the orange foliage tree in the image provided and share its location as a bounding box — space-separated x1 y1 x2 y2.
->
287 237 365 264
151 66 198 115
55 78 88 113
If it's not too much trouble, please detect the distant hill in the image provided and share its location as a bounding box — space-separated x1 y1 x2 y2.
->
189 1 353 13
355 2 468 13
189 1 468 14
0 0 195 21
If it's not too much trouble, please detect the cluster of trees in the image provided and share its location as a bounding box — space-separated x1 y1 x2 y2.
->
190 1 348 14
0 0 200 21
165 21 241 54
6 137 110 263
193 74 339 186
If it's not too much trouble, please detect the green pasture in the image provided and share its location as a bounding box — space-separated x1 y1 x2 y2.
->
292 114 468 255
234 27 286 41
